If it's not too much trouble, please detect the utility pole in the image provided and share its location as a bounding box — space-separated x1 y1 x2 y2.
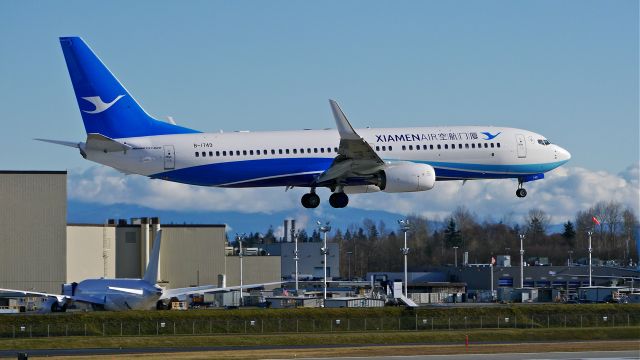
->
293 230 300 293
588 230 593 286
236 233 245 306
453 246 459 268
318 221 331 302
398 220 411 298
519 234 525 288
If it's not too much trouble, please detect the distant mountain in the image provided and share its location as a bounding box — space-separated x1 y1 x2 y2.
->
68 200 566 235
68 200 417 235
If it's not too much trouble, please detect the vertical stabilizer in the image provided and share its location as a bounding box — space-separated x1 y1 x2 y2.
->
59 37 199 138
143 230 162 284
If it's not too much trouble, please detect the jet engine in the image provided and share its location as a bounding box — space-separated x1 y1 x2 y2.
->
376 162 436 193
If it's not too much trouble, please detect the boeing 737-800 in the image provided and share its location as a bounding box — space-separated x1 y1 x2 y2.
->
40 37 571 208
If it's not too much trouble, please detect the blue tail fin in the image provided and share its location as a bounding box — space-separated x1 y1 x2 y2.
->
59 37 200 138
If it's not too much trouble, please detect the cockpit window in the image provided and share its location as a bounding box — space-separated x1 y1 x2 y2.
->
537 139 551 145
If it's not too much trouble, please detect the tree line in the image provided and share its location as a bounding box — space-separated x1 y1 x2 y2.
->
239 201 637 279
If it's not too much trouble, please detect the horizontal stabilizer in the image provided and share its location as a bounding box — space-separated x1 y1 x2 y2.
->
34 138 80 148
85 133 132 153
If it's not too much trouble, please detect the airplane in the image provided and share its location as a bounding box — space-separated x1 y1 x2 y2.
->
0 230 280 312
39 37 571 209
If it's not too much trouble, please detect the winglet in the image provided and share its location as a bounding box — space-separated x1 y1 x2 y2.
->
143 230 162 284
329 100 360 140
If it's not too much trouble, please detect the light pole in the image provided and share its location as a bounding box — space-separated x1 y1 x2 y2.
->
293 230 300 293
453 246 459 268
519 234 525 288
568 250 573 267
318 221 331 302
346 251 353 281
236 233 246 306
587 230 593 286
398 219 411 298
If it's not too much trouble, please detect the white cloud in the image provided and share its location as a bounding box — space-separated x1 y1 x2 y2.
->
68 162 640 223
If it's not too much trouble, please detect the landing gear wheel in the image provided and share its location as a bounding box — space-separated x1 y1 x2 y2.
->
329 192 349 208
301 193 320 208
516 188 527 198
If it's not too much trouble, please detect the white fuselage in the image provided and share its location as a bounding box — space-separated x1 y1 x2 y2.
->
84 126 570 188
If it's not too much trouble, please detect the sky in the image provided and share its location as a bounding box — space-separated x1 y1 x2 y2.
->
0 1 638 229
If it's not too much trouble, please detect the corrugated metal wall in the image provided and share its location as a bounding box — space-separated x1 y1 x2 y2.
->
0 172 66 293
67 225 116 282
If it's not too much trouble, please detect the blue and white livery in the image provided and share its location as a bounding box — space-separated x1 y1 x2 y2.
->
40 37 571 208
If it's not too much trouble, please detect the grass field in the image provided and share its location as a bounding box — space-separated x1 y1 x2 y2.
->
0 327 638 351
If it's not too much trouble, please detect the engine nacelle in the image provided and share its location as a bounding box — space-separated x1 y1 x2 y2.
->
377 162 436 193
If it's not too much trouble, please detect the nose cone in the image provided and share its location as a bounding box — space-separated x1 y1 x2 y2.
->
556 145 571 163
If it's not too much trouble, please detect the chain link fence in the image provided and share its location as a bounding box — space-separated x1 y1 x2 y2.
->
1 313 638 338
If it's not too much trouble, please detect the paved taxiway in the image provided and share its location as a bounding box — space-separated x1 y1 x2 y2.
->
301 350 639 360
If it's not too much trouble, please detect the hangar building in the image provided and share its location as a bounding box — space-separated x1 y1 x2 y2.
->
1 171 280 294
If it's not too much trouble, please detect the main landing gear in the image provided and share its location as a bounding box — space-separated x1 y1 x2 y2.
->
301 190 321 208
329 192 349 208
516 180 527 198
300 188 350 208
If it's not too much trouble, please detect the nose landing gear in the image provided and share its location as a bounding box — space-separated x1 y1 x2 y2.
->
516 180 527 198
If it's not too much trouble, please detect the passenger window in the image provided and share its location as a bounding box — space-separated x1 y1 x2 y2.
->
484 143 488 148
382 146 386 151
423 145 427 150
409 145 413 150
416 146 420 151
250 150 254 155
490 143 494 148
376 146 380 151
256 150 260 155
327 147 331 153
430 145 434 150
389 146 393 151
235 151 240 155
202 152 206 157
478 143 482 148
497 143 501 148
437 144 441 149
264 149 267 154
286 149 290 154
195 152 199 157
320 148 324 153
271 149 275 155
465 144 469 149
334 147 338 152
229 151 233 156
314 148 318 153
209 151 213 156
444 144 448 149
402 145 406 151
472 144 475 149
293 149 297 154
279 149 283 154
216 151 220 156
307 148 311 153
458 144 462 149
243 150 247 155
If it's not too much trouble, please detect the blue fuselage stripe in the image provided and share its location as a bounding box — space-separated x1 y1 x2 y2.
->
151 158 567 187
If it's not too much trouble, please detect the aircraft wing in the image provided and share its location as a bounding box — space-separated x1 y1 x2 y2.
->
0 287 106 306
316 100 385 184
0 288 69 303
160 281 283 300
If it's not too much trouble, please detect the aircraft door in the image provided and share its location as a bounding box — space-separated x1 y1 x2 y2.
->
163 145 175 170
516 134 527 158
